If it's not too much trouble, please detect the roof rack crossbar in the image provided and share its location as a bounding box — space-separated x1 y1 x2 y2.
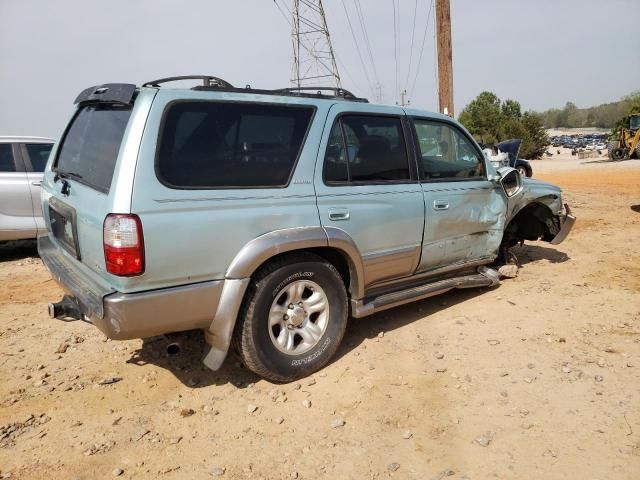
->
274 86 361 100
142 75 234 89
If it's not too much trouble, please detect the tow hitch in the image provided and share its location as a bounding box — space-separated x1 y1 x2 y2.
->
48 295 82 321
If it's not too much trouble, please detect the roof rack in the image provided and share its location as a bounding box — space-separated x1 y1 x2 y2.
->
142 75 234 89
273 86 368 103
140 76 368 103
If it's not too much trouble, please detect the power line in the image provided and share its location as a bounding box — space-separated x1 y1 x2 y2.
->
353 0 381 94
392 0 398 104
404 0 419 92
273 0 292 25
408 0 435 102
340 0 374 95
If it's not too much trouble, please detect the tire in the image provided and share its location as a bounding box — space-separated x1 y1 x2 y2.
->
635 142 640 160
517 166 529 178
612 148 626 160
233 252 348 382
607 141 618 159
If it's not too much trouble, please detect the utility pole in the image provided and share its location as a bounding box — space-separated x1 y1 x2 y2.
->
399 89 410 107
435 0 454 117
291 0 341 88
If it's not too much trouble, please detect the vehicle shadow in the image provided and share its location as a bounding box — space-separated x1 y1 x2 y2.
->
126 330 259 389
125 286 492 388
509 244 570 265
332 287 490 366
631 205 640 213
0 240 39 263
125 244 569 388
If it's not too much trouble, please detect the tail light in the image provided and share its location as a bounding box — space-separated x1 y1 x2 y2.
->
103 214 144 276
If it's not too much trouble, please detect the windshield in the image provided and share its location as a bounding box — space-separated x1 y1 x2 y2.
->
55 104 132 192
630 115 640 130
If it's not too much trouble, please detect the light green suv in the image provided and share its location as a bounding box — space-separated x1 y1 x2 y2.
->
39 76 574 382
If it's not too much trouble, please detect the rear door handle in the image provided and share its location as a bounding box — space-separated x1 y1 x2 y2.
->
328 207 350 221
433 200 449 210
31 181 42 187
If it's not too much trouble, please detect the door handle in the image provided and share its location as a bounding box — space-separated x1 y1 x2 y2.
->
433 200 449 210
31 181 42 187
328 207 350 221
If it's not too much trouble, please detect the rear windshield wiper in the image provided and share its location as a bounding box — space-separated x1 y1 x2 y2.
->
54 170 83 183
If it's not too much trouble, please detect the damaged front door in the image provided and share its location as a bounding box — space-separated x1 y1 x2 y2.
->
411 118 507 271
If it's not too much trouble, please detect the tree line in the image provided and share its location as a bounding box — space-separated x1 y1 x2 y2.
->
538 92 640 129
458 91 640 159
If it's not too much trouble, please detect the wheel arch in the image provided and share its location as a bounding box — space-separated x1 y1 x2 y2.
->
225 226 365 300
502 200 561 249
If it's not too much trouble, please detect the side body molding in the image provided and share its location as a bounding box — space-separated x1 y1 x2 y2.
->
203 226 365 371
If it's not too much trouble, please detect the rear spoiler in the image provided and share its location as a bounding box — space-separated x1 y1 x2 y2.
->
74 83 136 106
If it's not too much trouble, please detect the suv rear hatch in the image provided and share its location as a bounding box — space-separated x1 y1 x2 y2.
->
40 84 155 298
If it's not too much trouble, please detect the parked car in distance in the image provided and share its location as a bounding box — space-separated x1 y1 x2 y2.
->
40 77 575 382
0 136 55 241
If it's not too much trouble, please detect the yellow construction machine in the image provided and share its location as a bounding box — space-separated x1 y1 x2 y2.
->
608 113 640 160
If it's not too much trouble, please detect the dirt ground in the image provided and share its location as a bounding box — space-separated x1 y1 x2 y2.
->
1 151 639 480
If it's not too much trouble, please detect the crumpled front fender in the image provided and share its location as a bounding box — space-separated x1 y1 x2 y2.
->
506 178 564 223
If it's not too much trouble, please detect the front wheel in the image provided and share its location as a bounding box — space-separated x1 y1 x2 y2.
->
517 165 529 177
233 253 348 382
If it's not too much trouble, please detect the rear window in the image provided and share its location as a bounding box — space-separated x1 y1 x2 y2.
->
157 102 314 188
55 105 132 193
25 143 53 172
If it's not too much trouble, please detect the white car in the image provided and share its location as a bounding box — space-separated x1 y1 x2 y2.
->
0 136 55 241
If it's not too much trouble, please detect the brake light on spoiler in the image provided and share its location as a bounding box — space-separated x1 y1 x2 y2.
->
103 214 145 276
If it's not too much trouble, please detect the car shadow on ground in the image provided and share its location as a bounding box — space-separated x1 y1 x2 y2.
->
125 244 570 388
0 240 38 263
126 330 260 389
631 205 640 213
125 287 494 389
510 244 570 265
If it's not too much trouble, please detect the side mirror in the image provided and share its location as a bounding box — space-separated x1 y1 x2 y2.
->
497 167 522 197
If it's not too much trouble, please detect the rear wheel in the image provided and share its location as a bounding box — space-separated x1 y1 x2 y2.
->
635 142 640 159
233 253 348 382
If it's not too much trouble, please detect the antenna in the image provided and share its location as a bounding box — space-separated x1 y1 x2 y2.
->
291 0 341 88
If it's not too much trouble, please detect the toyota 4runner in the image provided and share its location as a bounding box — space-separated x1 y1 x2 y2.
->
39 76 575 382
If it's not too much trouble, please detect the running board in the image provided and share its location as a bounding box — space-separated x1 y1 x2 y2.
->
351 266 500 318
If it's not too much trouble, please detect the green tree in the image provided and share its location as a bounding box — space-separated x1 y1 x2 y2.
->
458 91 502 144
501 99 522 120
519 112 549 159
458 92 549 159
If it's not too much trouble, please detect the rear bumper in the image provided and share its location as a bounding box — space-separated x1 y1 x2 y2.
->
38 235 223 339
550 203 576 245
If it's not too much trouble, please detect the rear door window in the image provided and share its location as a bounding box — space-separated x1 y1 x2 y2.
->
157 102 314 188
25 143 53 172
0 144 16 172
323 115 411 184
55 105 132 193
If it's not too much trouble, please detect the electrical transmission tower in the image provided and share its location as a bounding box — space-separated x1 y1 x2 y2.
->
291 0 341 88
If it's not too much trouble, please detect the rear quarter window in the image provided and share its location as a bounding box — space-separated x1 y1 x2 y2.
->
0 144 16 172
157 101 314 189
25 143 53 172
55 105 132 192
